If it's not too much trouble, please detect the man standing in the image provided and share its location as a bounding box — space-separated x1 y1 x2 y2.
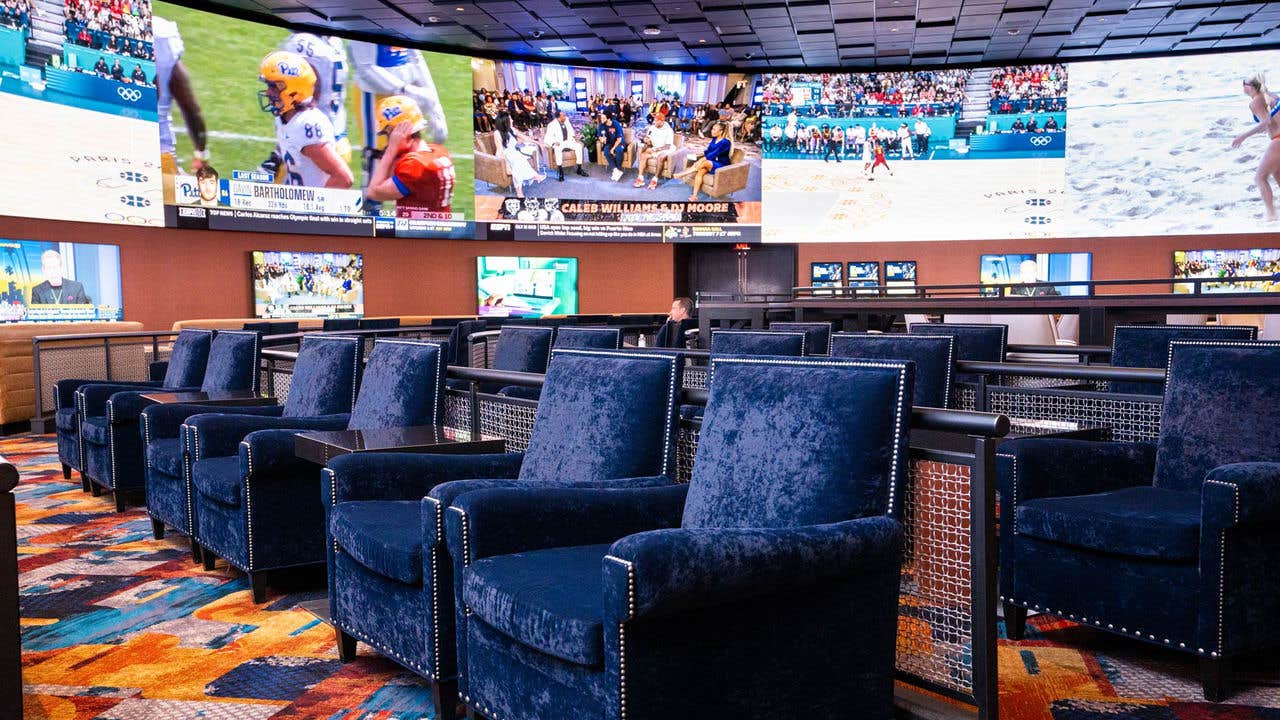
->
914 117 930 155
633 113 675 189
543 111 588 181
30 250 90 305
898 123 914 159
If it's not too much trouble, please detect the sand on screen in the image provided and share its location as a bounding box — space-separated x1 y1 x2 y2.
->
0 93 163 226
763 157 1065 243
1067 49 1280 237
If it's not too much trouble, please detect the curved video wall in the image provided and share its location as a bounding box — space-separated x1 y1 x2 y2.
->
0 1 1278 246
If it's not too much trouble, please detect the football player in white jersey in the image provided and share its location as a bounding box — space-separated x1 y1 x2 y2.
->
348 41 447 211
258 51 353 189
279 33 350 160
154 15 209 205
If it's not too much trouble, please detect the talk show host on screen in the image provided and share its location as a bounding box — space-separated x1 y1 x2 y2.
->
30 251 90 305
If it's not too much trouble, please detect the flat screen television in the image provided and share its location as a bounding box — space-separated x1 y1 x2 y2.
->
980 252 1093 297
477 257 579 317
811 262 843 287
1173 249 1280 294
0 239 123 323
252 251 363 319
848 261 880 293
884 261 917 295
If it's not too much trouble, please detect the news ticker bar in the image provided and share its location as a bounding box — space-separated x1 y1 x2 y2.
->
165 206 761 243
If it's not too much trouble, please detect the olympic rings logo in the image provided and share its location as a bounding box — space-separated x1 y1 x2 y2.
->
1029 136 1052 147
117 87 143 102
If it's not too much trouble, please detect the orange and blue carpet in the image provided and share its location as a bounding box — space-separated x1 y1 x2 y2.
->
8 433 1280 719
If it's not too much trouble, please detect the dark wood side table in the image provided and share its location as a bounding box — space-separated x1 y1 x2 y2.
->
294 425 506 466
139 390 278 407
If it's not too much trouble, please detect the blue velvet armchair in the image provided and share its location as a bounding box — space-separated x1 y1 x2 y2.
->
1109 324 1257 394
324 349 685 720
444 355 914 720
185 338 449 603
908 322 1006 383
768 321 833 355
709 329 807 356
831 332 955 408
55 329 213 492
498 328 623 399
998 340 1280 701
450 326 555 396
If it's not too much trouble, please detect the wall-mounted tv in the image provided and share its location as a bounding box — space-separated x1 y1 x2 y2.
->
980 252 1093 297
477 256 579 317
252 251 363 319
810 262 843 287
884 261 917 295
1173 249 1280 294
848 261 880 293
0 240 123 323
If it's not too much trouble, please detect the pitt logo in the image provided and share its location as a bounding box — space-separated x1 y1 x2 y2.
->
277 62 302 76
381 105 404 121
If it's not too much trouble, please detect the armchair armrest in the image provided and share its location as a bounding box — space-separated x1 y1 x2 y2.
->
189 411 345 460
241 428 328 480
997 438 1156 507
77 381 166 416
55 378 112 410
106 391 157 424
1203 462 1280 531
323 451 524 507
141 402 281 441
445 484 688 566
603 516 902 622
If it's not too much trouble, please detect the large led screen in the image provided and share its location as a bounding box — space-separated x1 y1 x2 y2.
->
471 59 761 242
476 256 578 317
0 0 162 226
252 250 363 318
156 1 473 238
0 239 123 322
1173 248 1280 294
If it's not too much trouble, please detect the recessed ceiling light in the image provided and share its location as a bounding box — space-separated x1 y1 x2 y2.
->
890 27 899 32
698 38 706 43
455 6 464 11
427 15 440 22
1007 28 1020 35
642 25 661 35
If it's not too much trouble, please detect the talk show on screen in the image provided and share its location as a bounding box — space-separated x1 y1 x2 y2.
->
1173 248 1280 294
251 251 363 319
476 257 578 318
0 240 123 322
979 252 1093 297
472 59 762 242
155 1 474 238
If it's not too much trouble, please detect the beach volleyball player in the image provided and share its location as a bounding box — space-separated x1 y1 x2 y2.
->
1233 74 1280 222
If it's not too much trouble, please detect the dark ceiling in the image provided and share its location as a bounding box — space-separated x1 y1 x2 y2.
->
197 0 1280 70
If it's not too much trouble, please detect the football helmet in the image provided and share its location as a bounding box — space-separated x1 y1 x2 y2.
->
258 50 316 116
375 94 427 136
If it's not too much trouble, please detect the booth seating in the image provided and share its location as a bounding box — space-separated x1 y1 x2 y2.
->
1110 324 1257 395
831 332 956 408
324 349 685 720
909 322 1007 383
768 321 833 355
709 329 807 357
78 331 261 510
445 355 914 720
65 330 214 506
497 327 623 400
186 338 447 602
3 321 143 428
998 340 1280 701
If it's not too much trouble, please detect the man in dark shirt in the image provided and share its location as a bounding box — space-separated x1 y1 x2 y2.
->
29 250 90 305
1044 116 1059 131
131 64 147 85
655 297 695 348
599 111 625 181
1011 117 1026 133
110 58 123 81
93 57 109 77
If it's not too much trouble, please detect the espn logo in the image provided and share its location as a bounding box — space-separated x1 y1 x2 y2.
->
178 207 207 218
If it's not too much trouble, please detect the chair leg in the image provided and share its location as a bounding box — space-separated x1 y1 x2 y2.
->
81 475 91 492
150 517 165 540
336 628 357 662
90 482 102 497
114 492 127 513
249 572 268 604
432 679 460 720
201 548 216 571
465 709 482 720
1201 656 1230 703
1003 600 1028 641
190 538 202 564
62 463 71 479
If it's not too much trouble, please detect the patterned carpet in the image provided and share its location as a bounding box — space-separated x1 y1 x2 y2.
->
6 433 1280 719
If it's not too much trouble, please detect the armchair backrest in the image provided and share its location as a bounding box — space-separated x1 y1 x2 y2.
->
492 326 554 374
518 349 684 483
830 333 955 408
769 322 833 355
347 340 446 430
1153 340 1280 492
359 318 401 331
710 330 806 357
200 330 261 394
908 323 1006 383
553 327 622 350
1111 324 1258 395
683 356 914 529
162 329 214 389
281 335 364 418
322 318 360 332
